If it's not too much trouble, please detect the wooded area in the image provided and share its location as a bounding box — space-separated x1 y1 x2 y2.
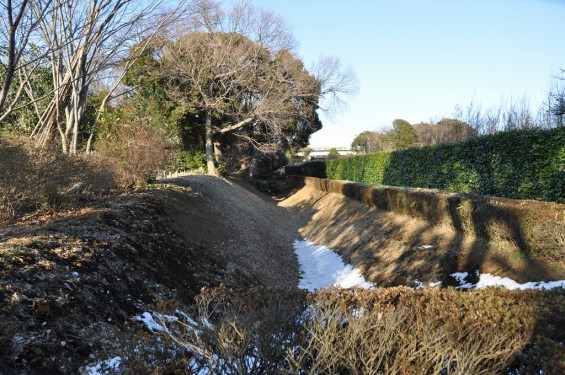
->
0 0 355 177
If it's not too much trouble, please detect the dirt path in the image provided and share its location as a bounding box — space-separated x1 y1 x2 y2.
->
162 175 302 288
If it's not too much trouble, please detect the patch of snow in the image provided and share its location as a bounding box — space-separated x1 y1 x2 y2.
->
293 239 374 292
443 271 565 290
414 280 442 289
459 273 565 290
154 312 178 324
451 272 471 287
416 244 434 250
136 312 165 332
83 356 122 375
176 309 199 327
201 317 213 329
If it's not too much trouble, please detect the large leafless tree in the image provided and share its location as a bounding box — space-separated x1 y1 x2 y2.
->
0 0 49 122
27 0 195 154
162 1 357 175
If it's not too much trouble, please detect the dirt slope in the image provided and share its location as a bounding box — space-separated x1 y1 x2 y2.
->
0 175 301 373
3 174 562 373
162 175 302 287
279 185 565 287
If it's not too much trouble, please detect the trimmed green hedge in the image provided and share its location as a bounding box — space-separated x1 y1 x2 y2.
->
325 128 565 203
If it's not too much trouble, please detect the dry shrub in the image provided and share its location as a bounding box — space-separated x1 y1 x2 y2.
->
530 220 565 261
292 288 531 374
166 287 306 374
96 123 172 188
141 286 565 374
0 135 117 223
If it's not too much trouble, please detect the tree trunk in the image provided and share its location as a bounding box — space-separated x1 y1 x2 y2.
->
205 107 216 175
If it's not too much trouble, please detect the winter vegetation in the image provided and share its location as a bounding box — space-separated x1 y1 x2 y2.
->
0 0 354 223
351 87 565 154
1 1 565 374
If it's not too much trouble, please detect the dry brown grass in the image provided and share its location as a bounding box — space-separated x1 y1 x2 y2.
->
0 135 116 223
1 123 171 223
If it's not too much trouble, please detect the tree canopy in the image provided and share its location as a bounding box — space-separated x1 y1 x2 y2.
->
156 31 323 174
390 119 417 150
351 130 382 154
0 0 356 177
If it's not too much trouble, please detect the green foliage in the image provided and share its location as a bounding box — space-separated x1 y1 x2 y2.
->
326 147 339 160
392 118 417 149
172 150 207 172
325 127 565 203
285 161 327 178
2 62 52 133
351 130 382 153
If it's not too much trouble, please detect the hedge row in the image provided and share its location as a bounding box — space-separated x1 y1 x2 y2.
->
322 128 565 203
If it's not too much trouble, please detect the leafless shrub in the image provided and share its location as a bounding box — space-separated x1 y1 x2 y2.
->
0 135 117 223
288 294 528 374
145 287 538 374
453 96 541 135
160 288 306 374
96 123 172 188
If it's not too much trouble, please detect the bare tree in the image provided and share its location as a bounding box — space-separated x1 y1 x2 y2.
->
311 55 358 116
0 0 49 122
412 118 477 146
454 95 542 135
29 0 195 154
544 70 565 128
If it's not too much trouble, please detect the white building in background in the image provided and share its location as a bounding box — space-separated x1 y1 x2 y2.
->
297 147 355 160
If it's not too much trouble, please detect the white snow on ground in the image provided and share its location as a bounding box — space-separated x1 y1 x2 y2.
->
83 356 122 375
451 271 565 290
416 244 434 250
135 312 178 332
293 239 375 291
136 312 165 332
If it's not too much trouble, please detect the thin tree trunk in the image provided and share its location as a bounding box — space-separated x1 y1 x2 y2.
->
205 107 216 175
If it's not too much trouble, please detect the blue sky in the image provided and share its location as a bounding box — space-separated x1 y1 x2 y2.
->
246 0 565 147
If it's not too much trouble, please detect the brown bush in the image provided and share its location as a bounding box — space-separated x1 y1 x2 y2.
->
0 135 117 223
96 123 172 188
294 287 532 374
126 286 565 374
